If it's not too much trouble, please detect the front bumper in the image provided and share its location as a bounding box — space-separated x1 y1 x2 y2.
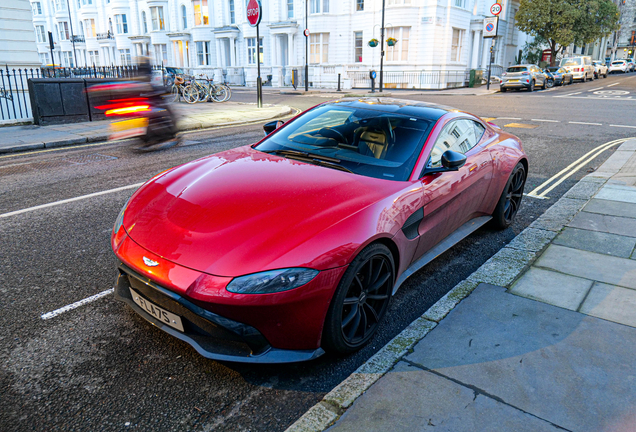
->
114 264 325 363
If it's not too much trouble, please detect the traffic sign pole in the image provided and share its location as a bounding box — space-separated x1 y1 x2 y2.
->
247 0 263 107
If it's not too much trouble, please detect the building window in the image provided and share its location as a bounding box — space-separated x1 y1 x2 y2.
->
247 37 263 64
115 14 128 34
181 5 187 29
32 2 42 14
108 17 113 34
58 21 70 40
451 28 464 62
387 0 410 5
39 52 49 65
84 19 96 37
150 7 165 30
454 0 465 7
354 31 363 62
287 0 294 18
310 33 329 63
141 11 148 33
54 0 66 11
310 0 329 14
81 0 93 4
35 25 46 43
154 44 168 64
192 0 209 26
356 0 363 11
89 50 99 66
62 51 74 67
196 41 211 65
229 0 235 24
119 49 131 65
386 27 409 61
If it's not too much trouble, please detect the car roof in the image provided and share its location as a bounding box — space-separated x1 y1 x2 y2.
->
325 97 458 121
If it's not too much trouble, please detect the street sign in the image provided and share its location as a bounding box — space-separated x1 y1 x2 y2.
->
246 0 262 27
490 3 502 15
483 17 498 38
303 29 310 37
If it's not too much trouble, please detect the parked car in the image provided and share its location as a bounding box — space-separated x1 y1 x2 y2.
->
546 67 573 86
609 60 629 74
559 56 594 82
626 59 635 72
500 64 547 92
111 98 528 363
592 61 608 79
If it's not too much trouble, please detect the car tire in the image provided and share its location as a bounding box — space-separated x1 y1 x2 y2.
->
491 162 526 229
528 80 534 92
322 243 395 354
582 74 587 83
501 87 507 92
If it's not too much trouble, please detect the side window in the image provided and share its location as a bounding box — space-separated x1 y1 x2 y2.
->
428 119 480 168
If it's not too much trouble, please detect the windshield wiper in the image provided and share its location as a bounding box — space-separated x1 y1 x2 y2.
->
261 149 353 173
261 149 341 163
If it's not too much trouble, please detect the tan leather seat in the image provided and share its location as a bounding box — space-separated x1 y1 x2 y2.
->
355 117 394 159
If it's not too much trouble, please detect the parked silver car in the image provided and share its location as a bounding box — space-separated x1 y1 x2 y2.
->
592 61 608 79
609 60 629 74
500 64 547 92
560 56 595 81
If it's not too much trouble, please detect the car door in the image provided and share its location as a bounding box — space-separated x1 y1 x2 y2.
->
413 119 493 260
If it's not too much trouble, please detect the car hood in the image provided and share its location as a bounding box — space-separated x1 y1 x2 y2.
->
123 146 407 276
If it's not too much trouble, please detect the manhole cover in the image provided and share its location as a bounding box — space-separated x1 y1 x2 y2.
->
64 153 118 164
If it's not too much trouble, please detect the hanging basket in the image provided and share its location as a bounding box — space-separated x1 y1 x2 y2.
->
387 37 398 47
368 38 379 48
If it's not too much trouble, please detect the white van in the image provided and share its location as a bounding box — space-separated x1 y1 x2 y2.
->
559 56 594 82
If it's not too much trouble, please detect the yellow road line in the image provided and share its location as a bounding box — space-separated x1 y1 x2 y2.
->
504 123 539 129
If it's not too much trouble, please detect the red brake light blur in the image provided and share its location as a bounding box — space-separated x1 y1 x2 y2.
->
105 105 151 116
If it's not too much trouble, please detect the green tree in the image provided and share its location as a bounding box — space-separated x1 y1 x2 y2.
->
522 35 549 64
515 0 620 66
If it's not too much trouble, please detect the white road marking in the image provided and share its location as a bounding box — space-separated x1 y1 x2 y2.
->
607 83 619 87
531 119 559 123
554 96 634 101
496 117 522 120
527 138 631 198
0 183 144 218
610 124 636 129
41 288 114 320
588 87 604 92
569 121 602 126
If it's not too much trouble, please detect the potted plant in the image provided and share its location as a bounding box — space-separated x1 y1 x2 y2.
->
368 38 379 47
387 37 398 47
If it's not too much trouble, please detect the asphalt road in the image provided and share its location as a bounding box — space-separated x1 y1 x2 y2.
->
1 72 635 431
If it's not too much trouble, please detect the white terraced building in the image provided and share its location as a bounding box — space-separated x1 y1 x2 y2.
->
28 0 530 89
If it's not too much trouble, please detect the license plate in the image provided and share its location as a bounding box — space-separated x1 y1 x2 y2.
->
110 118 148 140
509 79 520 83
129 288 184 332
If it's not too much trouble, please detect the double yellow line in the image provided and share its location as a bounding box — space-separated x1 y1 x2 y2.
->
527 137 633 198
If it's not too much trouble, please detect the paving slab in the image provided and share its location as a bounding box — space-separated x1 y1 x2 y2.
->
580 282 636 328
405 284 636 432
583 198 636 219
594 150 635 175
509 267 593 310
328 361 561 432
567 211 636 238
535 244 636 290
553 227 636 258
595 184 636 204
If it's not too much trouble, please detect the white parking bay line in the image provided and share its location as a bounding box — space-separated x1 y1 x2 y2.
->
607 83 619 87
610 124 636 129
569 121 603 126
588 87 604 92
41 288 114 320
0 183 144 218
531 119 559 123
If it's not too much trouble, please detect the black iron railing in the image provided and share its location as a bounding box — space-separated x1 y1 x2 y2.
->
348 70 472 90
96 32 114 40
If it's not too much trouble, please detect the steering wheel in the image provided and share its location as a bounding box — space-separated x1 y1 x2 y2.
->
319 127 347 144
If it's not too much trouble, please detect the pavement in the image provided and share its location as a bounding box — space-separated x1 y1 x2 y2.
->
288 138 636 432
0 101 293 154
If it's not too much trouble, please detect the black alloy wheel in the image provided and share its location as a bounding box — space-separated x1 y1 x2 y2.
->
322 243 394 354
491 162 526 229
529 80 535 92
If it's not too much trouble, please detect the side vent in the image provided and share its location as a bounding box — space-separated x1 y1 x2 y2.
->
401 207 423 240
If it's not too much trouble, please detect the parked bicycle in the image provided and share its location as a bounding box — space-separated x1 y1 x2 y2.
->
182 75 231 104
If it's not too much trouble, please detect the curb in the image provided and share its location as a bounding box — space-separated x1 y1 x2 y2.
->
285 138 636 432
0 106 294 155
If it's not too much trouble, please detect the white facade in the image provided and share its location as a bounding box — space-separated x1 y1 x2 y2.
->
2 0 41 69
28 0 527 88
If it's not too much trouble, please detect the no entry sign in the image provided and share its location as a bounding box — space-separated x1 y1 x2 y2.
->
246 0 262 27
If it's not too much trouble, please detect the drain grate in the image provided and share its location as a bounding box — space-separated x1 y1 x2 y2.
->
64 153 118 164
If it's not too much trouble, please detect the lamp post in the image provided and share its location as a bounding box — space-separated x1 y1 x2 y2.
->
305 0 309 91
65 0 78 67
379 0 386 92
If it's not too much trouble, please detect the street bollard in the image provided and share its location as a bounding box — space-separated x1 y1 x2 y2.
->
337 73 341 92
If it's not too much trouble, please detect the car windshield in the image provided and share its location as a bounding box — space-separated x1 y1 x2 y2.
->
255 104 433 181
506 66 527 72
561 58 581 66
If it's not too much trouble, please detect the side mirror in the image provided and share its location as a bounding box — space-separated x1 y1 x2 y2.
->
441 150 467 171
263 120 284 136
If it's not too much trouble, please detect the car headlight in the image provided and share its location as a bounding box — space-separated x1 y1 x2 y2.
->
226 268 319 294
113 200 129 234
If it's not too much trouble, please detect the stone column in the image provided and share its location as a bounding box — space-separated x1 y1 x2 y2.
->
229 36 236 66
471 30 481 69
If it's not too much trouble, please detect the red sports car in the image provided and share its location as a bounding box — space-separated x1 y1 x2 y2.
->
112 98 527 363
